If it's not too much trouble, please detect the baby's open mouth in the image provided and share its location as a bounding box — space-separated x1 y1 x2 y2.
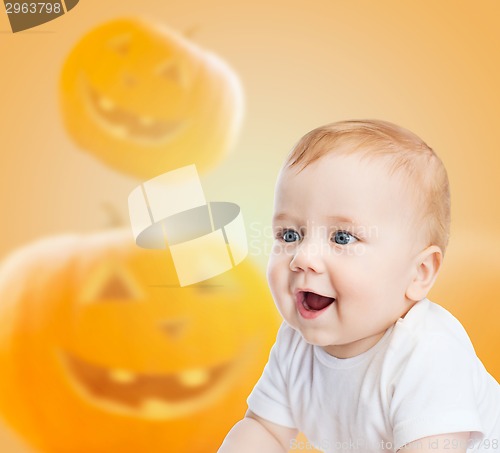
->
298 291 335 312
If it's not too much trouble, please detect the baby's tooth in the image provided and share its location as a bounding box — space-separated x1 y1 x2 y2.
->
109 369 136 384
98 96 115 111
178 368 209 388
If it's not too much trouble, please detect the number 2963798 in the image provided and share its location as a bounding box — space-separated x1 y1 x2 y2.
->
5 2 62 14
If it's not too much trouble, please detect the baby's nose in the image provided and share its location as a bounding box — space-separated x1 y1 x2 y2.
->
289 240 327 273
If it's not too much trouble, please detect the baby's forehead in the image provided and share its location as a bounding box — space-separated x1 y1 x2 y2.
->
283 150 406 187
278 151 425 220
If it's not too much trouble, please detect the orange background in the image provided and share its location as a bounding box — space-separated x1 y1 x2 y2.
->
1 1 499 452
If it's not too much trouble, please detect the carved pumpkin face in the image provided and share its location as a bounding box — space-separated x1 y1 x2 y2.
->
0 230 278 453
60 18 244 178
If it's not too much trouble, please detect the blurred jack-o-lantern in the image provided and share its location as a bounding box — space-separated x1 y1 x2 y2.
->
60 18 244 178
0 229 279 453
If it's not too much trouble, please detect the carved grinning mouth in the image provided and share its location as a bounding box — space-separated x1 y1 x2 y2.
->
81 76 188 144
59 350 238 419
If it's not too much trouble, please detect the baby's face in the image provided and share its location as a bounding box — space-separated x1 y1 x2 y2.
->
268 152 425 358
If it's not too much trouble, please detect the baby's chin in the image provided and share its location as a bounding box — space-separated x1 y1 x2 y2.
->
294 326 338 348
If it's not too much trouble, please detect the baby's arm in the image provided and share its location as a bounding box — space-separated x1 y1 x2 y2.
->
217 410 299 453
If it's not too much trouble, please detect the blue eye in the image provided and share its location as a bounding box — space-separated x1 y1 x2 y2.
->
281 229 301 243
333 231 357 245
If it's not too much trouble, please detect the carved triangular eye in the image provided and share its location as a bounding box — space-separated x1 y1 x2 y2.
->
80 263 142 304
108 34 132 56
156 60 183 85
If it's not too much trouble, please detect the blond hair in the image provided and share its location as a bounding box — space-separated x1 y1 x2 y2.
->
284 120 451 253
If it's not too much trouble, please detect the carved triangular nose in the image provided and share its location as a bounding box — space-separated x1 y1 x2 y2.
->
159 319 188 339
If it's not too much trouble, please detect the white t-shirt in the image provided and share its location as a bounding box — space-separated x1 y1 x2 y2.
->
247 298 500 453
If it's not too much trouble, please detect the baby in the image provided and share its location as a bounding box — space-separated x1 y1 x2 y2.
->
218 120 500 453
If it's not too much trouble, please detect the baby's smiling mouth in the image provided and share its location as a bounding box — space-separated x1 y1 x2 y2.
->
297 290 336 312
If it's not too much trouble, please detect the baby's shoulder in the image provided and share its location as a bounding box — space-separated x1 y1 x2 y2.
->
387 299 479 370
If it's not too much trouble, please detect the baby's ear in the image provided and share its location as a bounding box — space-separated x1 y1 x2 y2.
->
405 245 443 301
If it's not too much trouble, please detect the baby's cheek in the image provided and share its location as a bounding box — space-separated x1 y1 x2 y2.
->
352 242 366 257
266 255 289 298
